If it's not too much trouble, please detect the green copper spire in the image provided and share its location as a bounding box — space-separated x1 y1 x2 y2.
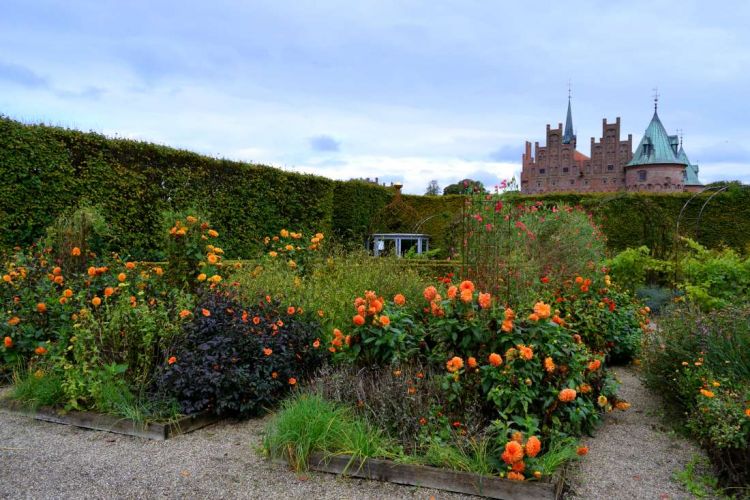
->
563 96 575 144
627 110 684 166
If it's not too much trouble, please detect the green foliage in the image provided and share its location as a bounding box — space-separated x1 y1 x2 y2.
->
443 179 486 195
606 246 673 292
263 394 392 471
642 303 750 488
11 369 65 410
673 455 729 499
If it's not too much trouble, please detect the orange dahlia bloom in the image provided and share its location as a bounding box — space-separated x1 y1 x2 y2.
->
579 383 592 394
52 266 62 276
467 356 478 368
587 359 601 371
615 401 631 410
353 314 365 326
533 301 551 319
445 285 457 300
54 275 64 285
512 431 523 443
507 472 525 481
559 388 577 402
4 336 13 348
459 280 475 292
288 377 297 385
478 292 491 309
179 309 191 319
423 286 438 302
287 306 296 315
393 294 406 306
263 348 272 356
576 446 589 456
125 262 136 270
91 296 102 307
544 357 556 373
59 297 67 305
253 316 261 325
36 303 47 314
117 273 127 283
313 339 320 348
504 308 516 320
71 247 81 256
699 389 715 398
518 344 534 361
207 229 219 238
745 408 750 418
528 313 540 321
460 288 473 303
379 315 391 327
575 276 583 284
502 440 524 464
525 436 541 457
63 289 73 298
104 287 114 297
202 308 211 317
446 356 464 373
8 317 20 326
501 319 513 332
488 352 503 367
511 461 526 473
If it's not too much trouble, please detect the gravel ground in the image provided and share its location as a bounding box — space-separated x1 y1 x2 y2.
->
567 366 713 500
0 408 472 500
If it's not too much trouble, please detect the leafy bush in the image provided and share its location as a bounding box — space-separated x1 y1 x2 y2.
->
642 303 750 488
163 212 224 291
155 291 325 417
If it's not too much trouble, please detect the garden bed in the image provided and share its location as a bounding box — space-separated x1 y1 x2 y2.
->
305 452 564 499
0 393 216 440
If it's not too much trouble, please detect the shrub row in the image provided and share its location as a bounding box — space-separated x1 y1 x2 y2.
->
4 116 750 260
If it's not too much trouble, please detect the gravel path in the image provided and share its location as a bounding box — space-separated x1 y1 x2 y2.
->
567 366 713 500
0 408 472 500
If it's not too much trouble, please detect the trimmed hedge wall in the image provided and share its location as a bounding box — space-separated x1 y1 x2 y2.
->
3 116 749 259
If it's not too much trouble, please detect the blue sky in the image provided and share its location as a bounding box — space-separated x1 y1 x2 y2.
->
1 1 749 193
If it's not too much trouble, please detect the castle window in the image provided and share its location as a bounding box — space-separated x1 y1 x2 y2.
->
563 167 569 173
570 180 574 185
638 170 647 181
607 164 614 171
539 168 545 174
603 179 607 184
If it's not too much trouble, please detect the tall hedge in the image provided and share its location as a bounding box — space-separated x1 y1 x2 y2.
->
3 116 749 259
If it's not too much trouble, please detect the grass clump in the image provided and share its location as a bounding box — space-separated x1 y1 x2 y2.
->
11 370 65 410
263 394 392 471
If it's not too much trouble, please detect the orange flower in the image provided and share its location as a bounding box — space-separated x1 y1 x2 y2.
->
467 356 478 368
179 309 191 319
575 276 583 284
36 303 47 314
379 315 391 327
271 372 278 379
153 267 164 276
518 344 534 360
287 306 296 315
207 229 219 238
8 316 20 326
207 254 218 264
511 461 526 473
52 266 62 276
263 348 273 356
168 356 177 365
54 275 64 285
252 316 261 325
407 386 416 395
63 289 73 298
423 286 438 302
446 356 464 373
91 296 102 307
533 301 551 319
576 446 589 456
353 314 365 326
587 359 601 371
504 308 516 321
615 401 631 410
699 389 715 398
312 339 320 348
488 352 503 367
393 294 406 306
501 319 513 333
559 388 577 402
745 408 750 418
104 287 114 297
71 247 81 256
87 266 97 277
459 280 475 292
512 431 523 443
597 395 608 407
478 292 491 309
125 262 136 270
288 377 297 386
117 272 127 283
59 297 67 305
317 309 324 317
460 288 473 303
579 383 592 394
419 417 427 426
34 346 47 356
544 357 556 373
528 313 540 322
202 308 211 317
3 336 12 348
446 286 458 300
507 472 525 481
525 436 541 457
2 274 11 283
197 273 207 282
502 440 524 464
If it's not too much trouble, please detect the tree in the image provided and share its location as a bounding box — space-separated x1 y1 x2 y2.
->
443 179 486 195
425 180 440 195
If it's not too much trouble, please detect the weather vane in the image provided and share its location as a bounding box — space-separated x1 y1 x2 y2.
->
567 80 572 100
652 87 659 111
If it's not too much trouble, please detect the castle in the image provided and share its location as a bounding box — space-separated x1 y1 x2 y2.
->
520 96 702 194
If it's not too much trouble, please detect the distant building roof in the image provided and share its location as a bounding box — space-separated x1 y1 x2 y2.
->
573 150 590 161
679 145 701 185
627 111 685 167
563 97 575 144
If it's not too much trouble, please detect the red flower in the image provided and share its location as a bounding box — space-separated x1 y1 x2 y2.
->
168 356 177 365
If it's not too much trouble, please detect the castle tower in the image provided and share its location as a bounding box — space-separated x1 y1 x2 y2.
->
625 98 701 192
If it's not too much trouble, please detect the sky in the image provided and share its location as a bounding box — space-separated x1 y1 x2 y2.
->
1 1 749 194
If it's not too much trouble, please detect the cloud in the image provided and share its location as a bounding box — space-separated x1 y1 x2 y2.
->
0 61 48 88
309 135 341 152
693 142 750 164
55 86 105 100
488 144 523 162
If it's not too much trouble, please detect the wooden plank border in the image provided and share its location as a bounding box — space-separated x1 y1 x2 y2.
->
0 397 217 440
306 452 563 499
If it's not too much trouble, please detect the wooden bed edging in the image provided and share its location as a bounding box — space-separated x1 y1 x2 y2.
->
0 397 217 440
306 452 563 499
